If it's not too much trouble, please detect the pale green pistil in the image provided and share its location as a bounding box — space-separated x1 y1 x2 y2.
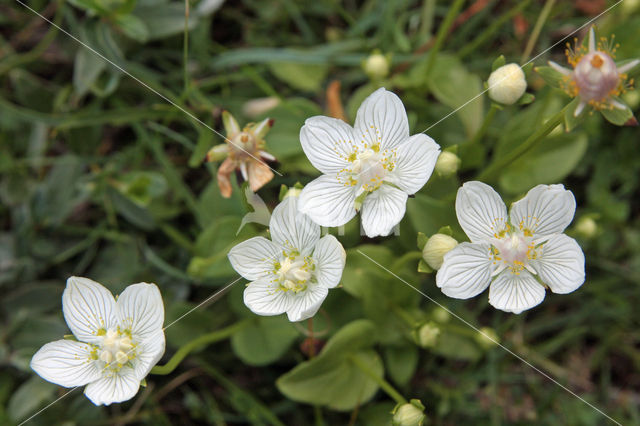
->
276 255 314 293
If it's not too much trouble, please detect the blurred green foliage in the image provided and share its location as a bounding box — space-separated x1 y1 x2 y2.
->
1 0 640 425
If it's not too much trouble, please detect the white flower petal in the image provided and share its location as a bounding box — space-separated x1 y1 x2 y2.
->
312 235 346 288
456 181 508 243
243 279 292 317
300 116 357 174
354 88 409 151
84 367 140 406
228 237 281 281
509 184 576 237
360 184 408 237
116 283 164 343
389 133 440 194
270 195 320 253
30 340 102 388
488 270 546 314
436 242 493 299
286 285 329 322
131 329 165 380
299 175 357 227
63 277 118 344
530 234 585 294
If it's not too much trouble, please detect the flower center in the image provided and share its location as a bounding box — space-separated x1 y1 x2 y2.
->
574 52 619 102
491 230 539 276
338 146 396 197
230 131 256 157
95 328 136 369
275 254 315 293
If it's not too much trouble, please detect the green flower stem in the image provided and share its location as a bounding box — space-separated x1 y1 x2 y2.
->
423 0 466 77
469 103 500 145
151 320 251 375
457 0 532 60
183 0 190 95
349 354 407 405
521 0 557 63
390 251 423 272
475 104 569 182
390 304 418 328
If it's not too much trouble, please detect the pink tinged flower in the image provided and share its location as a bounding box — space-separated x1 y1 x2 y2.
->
548 27 639 117
436 182 585 314
206 111 277 198
228 194 346 322
297 88 441 238
30 278 165 405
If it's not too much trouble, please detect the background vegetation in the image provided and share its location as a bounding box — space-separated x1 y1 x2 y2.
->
1 0 640 424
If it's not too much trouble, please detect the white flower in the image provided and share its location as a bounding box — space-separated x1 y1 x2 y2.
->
228 194 346 322
31 277 165 406
298 88 440 237
488 63 527 105
436 182 585 314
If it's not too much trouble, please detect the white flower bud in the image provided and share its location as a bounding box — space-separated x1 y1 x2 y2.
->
416 322 440 348
488 63 527 105
476 327 500 349
422 234 458 270
434 151 460 177
393 400 426 426
242 97 280 118
575 217 597 239
363 53 390 80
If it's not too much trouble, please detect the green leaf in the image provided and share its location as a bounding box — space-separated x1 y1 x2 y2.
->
499 132 588 195
321 319 377 359
534 65 565 89
107 186 156 230
268 62 329 92
406 194 457 238
114 13 149 43
231 317 299 366
8 377 57 423
132 3 198 40
32 155 85 226
427 54 484 136
384 344 418 386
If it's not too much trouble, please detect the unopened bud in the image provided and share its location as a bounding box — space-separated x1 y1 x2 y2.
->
432 306 450 323
363 53 390 80
476 327 499 349
392 400 426 426
242 97 280 118
422 234 458 270
575 217 597 239
416 322 440 348
434 151 460 177
488 63 527 105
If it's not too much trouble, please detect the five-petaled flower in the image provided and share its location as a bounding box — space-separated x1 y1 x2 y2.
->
207 110 277 198
436 182 585 314
228 193 346 322
31 277 165 405
298 88 440 238
549 26 639 117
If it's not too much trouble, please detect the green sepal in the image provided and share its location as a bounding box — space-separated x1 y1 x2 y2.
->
600 100 636 126
443 145 458 154
518 93 535 105
564 98 586 132
418 259 433 274
278 184 289 201
491 55 506 72
416 232 428 250
436 226 453 236
140 378 147 388
354 191 369 211
63 334 78 341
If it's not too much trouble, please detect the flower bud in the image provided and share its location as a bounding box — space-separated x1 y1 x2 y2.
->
575 216 597 239
392 400 426 426
434 151 461 177
363 52 390 80
488 63 527 105
422 234 458 270
415 322 440 348
432 306 450 323
242 97 280 118
475 327 499 349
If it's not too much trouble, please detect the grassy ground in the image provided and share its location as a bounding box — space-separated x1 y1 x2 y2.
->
1 0 640 424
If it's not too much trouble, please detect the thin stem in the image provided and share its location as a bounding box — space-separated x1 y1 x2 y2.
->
183 0 190 94
458 0 532 59
475 104 569 182
521 0 557 63
418 0 436 43
151 320 251 375
424 0 466 77
349 354 407 405
308 317 316 358
469 103 500 145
